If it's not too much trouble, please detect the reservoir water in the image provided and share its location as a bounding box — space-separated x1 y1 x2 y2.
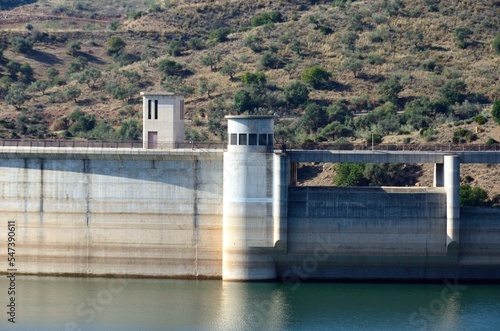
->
1 276 499 331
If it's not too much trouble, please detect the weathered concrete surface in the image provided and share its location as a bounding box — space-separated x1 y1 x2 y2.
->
0 151 223 278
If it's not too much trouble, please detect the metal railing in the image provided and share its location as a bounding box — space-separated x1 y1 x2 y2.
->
0 139 144 148
285 142 500 152
0 139 499 152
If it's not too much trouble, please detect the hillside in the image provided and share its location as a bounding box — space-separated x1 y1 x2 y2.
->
1 0 500 197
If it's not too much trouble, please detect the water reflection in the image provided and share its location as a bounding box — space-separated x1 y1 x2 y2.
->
0 276 499 331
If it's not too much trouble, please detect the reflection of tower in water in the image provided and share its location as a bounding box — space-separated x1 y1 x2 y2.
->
216 282 287 330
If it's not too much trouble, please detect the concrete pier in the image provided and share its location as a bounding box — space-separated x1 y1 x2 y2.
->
445 155 460 248
273 154 289 251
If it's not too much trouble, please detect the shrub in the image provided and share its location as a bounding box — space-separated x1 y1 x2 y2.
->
421 58 436 71
440 79 467 105
66 40 81 56
452 128 476 143
157 59 183 76
493 34 500 55
187 37 205 50
301 66 331 90
5 83 28 110
378 76 403 104
234 89 256 114
244 35 265 53
251 11 283 27
260 51 282 69
492 100 500 124
333 163 367 186
209 27 232 43
460 184 488 206
474 115 487 125
486 138 499 145
284 81 309 106
301 103 328 133
166 40 183 57
10 37 33 53
107 36 126 55
240 72 266 86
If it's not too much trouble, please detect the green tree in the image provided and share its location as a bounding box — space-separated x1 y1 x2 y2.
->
244 35 265 53
10 36 33 53
6 61 20 77
251 11 283 27
166 40 183 57
27 80 50 95
157 59 183 76
118 119 141 140
460 184 488 206
320 121 352 140
5 83 28 110
219 61 238 80
341 57 363 78
301 103 328 133
67 56 88 74
240 72 266 86
65 86 81 103
234 89 256 113
209 27 232 43
74 68 102 89
454 26 473 48
284 81 309 106
66 40 81 56
47 68 60 84
260 51 282 69
333 163 367 186
201 51 221 72
492 100 500 124
378 76 403 104
199 78 218 98
18 62 34 83
493 34 500 55
339 31 359 51
301 66 331 90
187 37 206 50
440 79 467 105
107 36 126 55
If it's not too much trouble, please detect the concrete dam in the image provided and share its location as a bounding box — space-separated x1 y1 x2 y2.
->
1 93 500 281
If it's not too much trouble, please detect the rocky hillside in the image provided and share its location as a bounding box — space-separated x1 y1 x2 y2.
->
1 0 500 197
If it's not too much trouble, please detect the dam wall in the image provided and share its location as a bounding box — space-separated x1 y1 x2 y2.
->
0 149 224 278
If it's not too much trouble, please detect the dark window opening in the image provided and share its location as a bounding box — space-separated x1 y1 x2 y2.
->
148 100 152 119
154 100 158 119
259 134 267 146
230 134 237 145
267 134 274 145
180 99 184 120
249 134 257 145
239 133 247 145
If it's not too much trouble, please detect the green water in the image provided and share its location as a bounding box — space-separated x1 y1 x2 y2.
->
1 276 499 331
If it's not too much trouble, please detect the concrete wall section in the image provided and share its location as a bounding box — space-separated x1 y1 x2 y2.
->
286 187 447 257
460 208 500 265
0 154 223 278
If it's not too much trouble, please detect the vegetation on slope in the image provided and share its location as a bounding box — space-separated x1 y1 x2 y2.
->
0 0 500 193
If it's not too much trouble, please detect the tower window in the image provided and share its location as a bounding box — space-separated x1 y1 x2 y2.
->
230 134 237 145
259 134 267 145
248 134 257 145
154 100 158 119
239 133 247 145
267 134 274 145
148 100 152 119
180 99 184 120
